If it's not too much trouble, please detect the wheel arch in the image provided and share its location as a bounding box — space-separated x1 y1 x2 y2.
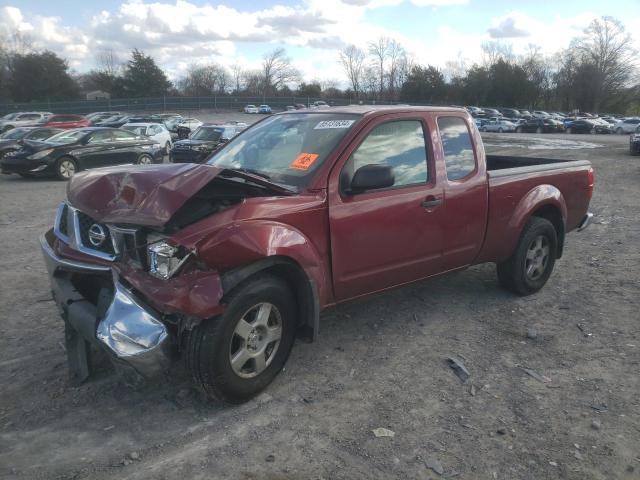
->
507 185 567 260
220 256 320 342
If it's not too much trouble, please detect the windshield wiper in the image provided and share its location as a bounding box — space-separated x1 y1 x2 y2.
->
219 168 296 195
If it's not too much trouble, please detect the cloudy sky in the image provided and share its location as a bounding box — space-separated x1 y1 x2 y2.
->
1 0 638 84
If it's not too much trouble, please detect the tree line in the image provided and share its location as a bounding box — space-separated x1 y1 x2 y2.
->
0 16 637 114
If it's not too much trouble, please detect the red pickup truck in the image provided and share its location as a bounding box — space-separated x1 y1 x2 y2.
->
40 106 594 403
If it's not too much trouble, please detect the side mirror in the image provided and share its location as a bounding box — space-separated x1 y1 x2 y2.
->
349 164 394 193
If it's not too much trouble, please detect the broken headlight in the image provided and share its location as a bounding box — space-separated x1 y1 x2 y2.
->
147 241 191 279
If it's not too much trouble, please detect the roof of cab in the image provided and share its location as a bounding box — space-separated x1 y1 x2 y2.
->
274 104 467 116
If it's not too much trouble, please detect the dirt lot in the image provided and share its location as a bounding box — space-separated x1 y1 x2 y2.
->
0 121 639 480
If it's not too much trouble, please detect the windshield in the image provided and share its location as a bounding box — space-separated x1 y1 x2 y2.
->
47 130 87 144
191 126 224 141
208 113 360 188
0 127 29 139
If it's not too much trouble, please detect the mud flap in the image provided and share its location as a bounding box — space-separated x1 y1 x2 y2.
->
64 319 91 386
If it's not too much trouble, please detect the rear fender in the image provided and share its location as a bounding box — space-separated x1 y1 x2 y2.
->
504 185 567 261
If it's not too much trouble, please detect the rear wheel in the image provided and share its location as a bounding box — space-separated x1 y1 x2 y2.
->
497 217 557 296
136 153 153 165
498 127 504 133
165 142 171 155
186 274 296 404
55 157 77 181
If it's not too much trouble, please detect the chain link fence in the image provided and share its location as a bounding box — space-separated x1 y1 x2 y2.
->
0 96 407 115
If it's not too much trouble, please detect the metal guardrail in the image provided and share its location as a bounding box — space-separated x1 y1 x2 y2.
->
0 96 406 115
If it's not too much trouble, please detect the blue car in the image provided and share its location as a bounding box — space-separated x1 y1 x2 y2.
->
258 104 272 114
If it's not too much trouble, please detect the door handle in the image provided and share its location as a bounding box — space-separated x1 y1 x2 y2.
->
421 198 442 209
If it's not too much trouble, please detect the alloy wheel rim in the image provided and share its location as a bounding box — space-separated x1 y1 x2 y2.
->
525 235 549 281
59 160 75 178
139 155 152 164
229 302 282 379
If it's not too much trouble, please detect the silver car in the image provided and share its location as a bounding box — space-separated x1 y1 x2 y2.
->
0 112 52 132
614 118 640 134
481 118 517 133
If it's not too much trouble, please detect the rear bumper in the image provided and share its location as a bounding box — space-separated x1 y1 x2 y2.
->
577 212 593 232
40 230 173 381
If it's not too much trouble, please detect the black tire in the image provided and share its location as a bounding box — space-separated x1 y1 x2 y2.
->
497 217 558 296
136 153 153 165
590 128 596 134
498 128 504 133
616 127 623 134
186 274 296 404
55 156 78 181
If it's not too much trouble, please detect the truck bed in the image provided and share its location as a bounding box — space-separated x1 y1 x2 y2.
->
486 155 590 176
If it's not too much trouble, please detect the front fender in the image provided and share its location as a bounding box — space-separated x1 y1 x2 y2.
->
188 220 329 306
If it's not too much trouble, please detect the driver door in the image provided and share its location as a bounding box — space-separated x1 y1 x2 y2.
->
328 114 444 301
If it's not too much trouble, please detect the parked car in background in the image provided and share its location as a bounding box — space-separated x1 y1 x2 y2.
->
96 114 133 128
1 127 164 180
40 106 594 402
86 112 122 123
294 103 307 110
312 101 329 109
244 105 259 114
170 123 247 164
565 119 608 134
178 118 203 131
259 105 272 114
516 118 564 133
42 114 91 129
466 106 484 117
481 118 517 133
122 122 173 154
285 106 296 111
614 118 640 134
518 110 533 119
532 111 551 118
498 108 521 121
0 127 62 159
0 112 52 132
630 131 640 156
482 108 502 118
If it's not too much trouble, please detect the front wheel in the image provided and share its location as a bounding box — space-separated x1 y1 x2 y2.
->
55 157 78 181
498 128 504 133
497 217 557 296
186 274 296 404
136 153 153 165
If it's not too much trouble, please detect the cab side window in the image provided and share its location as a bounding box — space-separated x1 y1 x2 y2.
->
437 117 476 181
87 130 112 144
342 120 428 191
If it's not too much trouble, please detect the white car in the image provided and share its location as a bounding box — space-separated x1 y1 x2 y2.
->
122 122 173 154
244 105 259 114
532 111 551 118
178 118 203 131
481 118 517 133
0 112 52 132
613 118 640 134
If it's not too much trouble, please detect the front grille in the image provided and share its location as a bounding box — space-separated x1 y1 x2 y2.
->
76 211 115 255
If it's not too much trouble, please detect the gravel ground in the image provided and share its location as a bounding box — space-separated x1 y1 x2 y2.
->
0 119 639 480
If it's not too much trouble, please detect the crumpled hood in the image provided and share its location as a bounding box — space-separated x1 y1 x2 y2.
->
67 163 224 226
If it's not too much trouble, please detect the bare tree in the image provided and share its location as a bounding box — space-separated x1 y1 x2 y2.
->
574 16 637 111
261 48 301 95
481 41 514 67
178 63 230 96
368 37 390 99
230 63 244 93
96 49 121 76
387 39 406 100
339 45 366 97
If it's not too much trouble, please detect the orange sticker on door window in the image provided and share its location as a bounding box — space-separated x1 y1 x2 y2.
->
290 152 319 170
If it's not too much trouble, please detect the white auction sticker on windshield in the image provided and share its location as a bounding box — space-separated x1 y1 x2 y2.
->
314 120 355 130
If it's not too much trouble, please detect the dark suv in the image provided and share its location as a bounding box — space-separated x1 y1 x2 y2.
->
170 123 247 164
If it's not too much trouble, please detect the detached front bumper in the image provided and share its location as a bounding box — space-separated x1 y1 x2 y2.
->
40 230 173 382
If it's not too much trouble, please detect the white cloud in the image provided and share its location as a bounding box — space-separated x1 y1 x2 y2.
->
409 0 468 6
